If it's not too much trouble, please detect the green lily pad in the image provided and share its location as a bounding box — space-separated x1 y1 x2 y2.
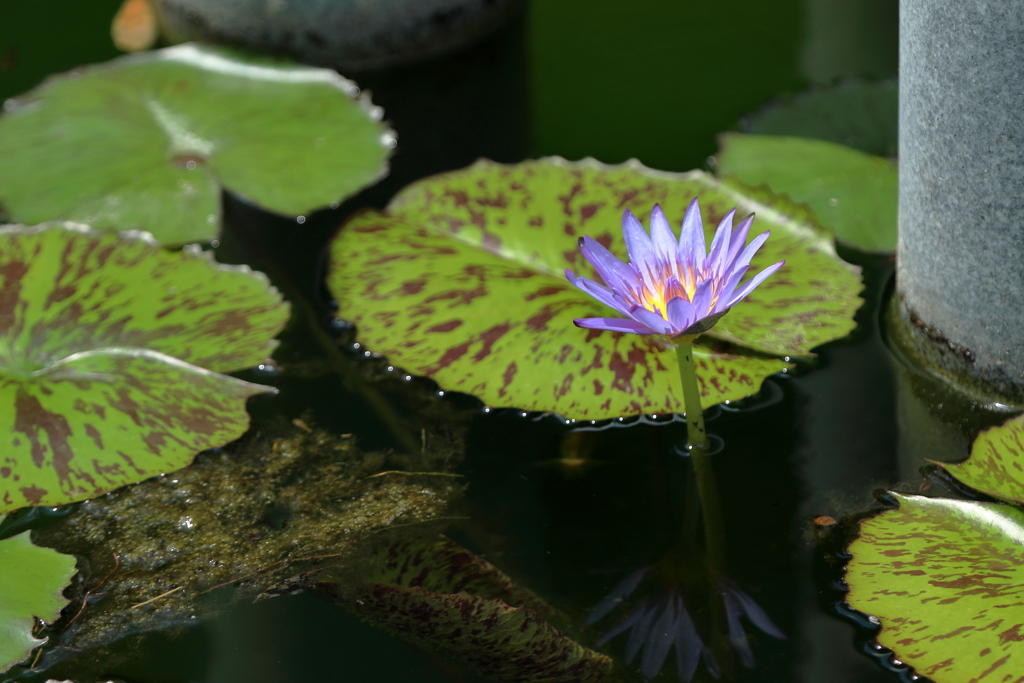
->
941 413 1024 504
715 133 898 253
0 43 392 246
0 223 289 513
327 158 862 419
313 535 614 683
0 532 76 673
846 493 1024 682
743 80 897 158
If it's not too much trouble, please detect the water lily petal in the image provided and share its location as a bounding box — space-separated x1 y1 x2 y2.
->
728 230 771 277
726 260 785 308
622 209 658 278
595 602 647 647
629 306 674 335
724 213 755 271
641 592 678 681
707 209 734 277
674 596 703 683
690 278 715 319
573 317 659 334
666 296 697 333
625 601 661 665
723 592 756 668
678 197 706 274
702 647 721 679
566 271 634 316
648 204 679 275
586 568 650 626
714 264 750 312
579 235 638 294
727 582 786 639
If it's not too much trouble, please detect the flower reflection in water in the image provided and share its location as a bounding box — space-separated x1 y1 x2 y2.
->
587 567 785 681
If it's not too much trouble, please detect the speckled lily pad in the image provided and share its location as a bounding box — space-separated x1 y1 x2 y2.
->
846 493 1024 682
940 412 1024 504
327 157 863 419
0 223 289 513
312 535 615 683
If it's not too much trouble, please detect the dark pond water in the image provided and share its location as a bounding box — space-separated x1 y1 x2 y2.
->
5 2 993 682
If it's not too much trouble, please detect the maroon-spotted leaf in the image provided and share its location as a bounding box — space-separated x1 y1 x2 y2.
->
846 493 1024 681
0 223 289 513
340 586 615 683
328 158 862 419
312 535 614 683
941 413 1024 503
362 535 559 619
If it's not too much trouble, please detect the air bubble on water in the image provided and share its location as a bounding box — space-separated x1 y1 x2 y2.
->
297 215 306 224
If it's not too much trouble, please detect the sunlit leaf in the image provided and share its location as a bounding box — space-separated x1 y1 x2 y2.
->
846 493 1024 682
941 413 1024 504
0 532 76 673
0 223 289 513
743 80 897 158
0 43 392 245
328 158 862 419
716 133 897 253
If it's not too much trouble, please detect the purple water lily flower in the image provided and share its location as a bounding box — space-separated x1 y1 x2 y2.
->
565 199 785 337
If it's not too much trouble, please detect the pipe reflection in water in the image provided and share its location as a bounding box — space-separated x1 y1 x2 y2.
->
883 295 1016 483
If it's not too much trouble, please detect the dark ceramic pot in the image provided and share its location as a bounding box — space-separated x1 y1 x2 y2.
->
153 0 524 72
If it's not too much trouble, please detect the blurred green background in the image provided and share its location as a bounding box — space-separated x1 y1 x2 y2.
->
1 0 898 175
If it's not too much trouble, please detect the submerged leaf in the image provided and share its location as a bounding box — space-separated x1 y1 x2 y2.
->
328 158 861 419
312 535 615 683
846 493 1024 682
338 586 615 683
941 413 1024 503
716 134 897 253
0 532 76 674
0 44 392 245
29 421 464 678
0 223 289 513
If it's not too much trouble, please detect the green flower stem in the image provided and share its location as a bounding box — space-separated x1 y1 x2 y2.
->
674 339 727 576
